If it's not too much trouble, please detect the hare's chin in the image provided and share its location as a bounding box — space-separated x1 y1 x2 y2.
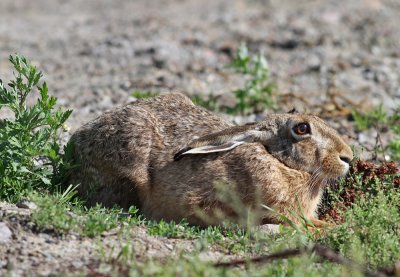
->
340 162 350 176
341 162 350 176
336 168 350 178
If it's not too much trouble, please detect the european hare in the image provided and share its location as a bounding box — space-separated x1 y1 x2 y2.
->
68 93 352 227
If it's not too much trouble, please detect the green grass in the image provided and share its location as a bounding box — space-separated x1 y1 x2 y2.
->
30 191 131 237
91 222 361 277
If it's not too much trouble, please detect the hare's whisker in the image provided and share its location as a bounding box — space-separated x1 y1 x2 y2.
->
306 168 323 195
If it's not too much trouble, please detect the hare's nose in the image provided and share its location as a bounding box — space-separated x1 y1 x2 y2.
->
339 156 351 164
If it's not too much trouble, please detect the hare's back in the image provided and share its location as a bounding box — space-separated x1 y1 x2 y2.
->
132 93 233 146
69 93 231 182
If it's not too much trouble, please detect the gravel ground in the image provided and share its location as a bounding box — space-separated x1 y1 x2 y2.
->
1 0 400 275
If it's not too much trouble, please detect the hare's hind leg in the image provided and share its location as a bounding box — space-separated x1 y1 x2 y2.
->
70 163 141 210
67 104 166 211
87 176 141 210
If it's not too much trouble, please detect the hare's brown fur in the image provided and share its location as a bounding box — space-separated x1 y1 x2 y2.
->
68 93 352 226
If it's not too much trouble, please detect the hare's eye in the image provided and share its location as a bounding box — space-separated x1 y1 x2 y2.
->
293 123 311 135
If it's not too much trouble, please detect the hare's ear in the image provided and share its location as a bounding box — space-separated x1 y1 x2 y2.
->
174 141 246 160
173 128 269 161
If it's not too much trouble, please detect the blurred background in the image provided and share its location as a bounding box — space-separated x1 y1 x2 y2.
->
1 0 400 158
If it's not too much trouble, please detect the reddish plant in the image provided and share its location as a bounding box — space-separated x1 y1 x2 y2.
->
320 160 399 223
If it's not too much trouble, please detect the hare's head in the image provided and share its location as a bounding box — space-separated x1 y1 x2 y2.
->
257 114 353 179
174 113 353 180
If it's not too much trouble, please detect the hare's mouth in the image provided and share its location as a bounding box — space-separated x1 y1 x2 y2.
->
320 156 351 180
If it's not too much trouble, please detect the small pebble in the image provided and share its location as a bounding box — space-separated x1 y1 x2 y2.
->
16 199 38 210
0 222 12 244
254 224 280 234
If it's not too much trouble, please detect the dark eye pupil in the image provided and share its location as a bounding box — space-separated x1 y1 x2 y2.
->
294 123 310 135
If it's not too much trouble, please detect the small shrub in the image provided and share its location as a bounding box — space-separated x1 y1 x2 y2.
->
228 42 276 115
132 44 276 115
0 55 72 201
193 43 276 115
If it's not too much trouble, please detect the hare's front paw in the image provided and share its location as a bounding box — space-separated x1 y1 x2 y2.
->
309 218 328 228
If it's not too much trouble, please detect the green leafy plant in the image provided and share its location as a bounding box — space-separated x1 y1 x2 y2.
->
228 42 276 115
192 43 276 115
0 55 72 201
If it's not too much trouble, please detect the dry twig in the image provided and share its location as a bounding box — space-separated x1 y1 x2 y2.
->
214 243 396 277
